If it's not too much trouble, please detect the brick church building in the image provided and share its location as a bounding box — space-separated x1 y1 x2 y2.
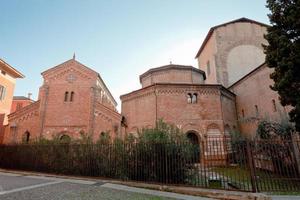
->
2 18 291 144
121 65 237 143
2 58 121 143
120 18 290 140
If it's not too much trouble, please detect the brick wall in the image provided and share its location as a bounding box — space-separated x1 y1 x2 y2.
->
229 64 291 138
121 83 237 139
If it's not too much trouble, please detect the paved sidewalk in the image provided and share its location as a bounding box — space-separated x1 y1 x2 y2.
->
0 171 213 200
271 196 300 200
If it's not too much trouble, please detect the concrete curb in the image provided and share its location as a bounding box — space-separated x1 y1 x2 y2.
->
0 168 271 200
116 182 271 200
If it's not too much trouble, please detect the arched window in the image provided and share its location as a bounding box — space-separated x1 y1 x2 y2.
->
187 93 192 104
241 109 245 118
192 93 197 104
64 91 69 102
70 91 74 102
272 99 277 112
255 105 259 117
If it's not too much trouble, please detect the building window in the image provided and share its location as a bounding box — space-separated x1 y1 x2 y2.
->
0 85 6 101
272 99 277 112
242 109 245 118
192 93 197 104
70 91 74 102
207 61 210 76
1 70 6 75
187 93 197 104
16 103 23 111
255 105 259 117
64 91 69 102
187 93 192 103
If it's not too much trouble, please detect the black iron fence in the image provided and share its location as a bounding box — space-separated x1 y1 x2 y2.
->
0 137 299 192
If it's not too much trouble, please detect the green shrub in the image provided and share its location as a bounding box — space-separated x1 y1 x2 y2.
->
0 120 196 184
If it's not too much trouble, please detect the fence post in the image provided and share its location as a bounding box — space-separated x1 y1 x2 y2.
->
291 134 300 176
246 140 258 193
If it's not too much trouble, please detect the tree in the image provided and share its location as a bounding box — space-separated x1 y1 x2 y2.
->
264 0 300 131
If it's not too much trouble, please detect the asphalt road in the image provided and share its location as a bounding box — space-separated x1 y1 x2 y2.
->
0 172 213 200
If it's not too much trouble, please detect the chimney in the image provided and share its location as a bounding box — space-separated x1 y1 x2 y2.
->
28 93 32 99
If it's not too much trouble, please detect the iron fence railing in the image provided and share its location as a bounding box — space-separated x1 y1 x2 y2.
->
0 137 299 192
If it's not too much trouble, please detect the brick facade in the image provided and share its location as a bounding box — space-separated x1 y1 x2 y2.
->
229 63 291 138
121 65 237 140
3 58 121 144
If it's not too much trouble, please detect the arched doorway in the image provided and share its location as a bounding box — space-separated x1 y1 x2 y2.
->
23 131 30 143
186 131 201 163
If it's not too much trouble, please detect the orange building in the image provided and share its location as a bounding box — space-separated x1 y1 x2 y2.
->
0 59 24 143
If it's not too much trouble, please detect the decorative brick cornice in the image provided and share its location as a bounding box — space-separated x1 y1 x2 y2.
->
44 125 86 128
121 84 228 102
41 59 97 78
46 67 92 82
156 87 220 95
120 86 156 102
95 102 121 122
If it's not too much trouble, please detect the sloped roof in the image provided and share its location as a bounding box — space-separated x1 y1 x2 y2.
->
0 59 24 78
13 96 34 101
41 59 98 76
195 17 269 59
139 64 206 83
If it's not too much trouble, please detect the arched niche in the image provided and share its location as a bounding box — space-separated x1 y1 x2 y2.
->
60 134 71 143
227 45 265 86
23 131 30 143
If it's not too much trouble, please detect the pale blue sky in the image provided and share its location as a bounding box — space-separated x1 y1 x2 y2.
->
0 0 270 110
